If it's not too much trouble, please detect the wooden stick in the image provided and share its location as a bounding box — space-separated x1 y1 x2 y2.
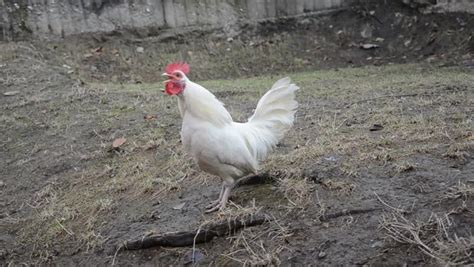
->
319 208 380 222
119 213 268 251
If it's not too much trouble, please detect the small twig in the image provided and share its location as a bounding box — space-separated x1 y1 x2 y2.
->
319 207 380 222
111 245 122 266
374 192 408 214
55 218 74 236
192 226 202 264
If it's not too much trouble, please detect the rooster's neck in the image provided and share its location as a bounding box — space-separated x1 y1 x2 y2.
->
179 81 233 127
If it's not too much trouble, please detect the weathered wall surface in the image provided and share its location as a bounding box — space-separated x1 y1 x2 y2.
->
435 0 474 13
1 0 473 41
402 0 474 13
1 0 353 40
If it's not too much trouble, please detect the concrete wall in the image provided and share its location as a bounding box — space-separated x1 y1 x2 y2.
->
1 0 473 41
1 0 352 40
435 0 474 13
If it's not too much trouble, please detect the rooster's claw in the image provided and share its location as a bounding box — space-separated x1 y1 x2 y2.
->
205 200 220 210
205 200 226 213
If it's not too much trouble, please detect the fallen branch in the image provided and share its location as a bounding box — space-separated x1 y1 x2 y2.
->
118 213 269 251
319 208 380 222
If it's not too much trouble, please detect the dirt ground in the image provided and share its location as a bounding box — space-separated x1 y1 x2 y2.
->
1 2 473 266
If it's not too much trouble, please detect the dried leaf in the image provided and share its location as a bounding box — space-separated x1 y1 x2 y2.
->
144 114 157 120
3 91 20 96
173 202 186 210
360 43 379 49
112 137 126 148
144 141 158 151
94 46 103 53
370 124 384 131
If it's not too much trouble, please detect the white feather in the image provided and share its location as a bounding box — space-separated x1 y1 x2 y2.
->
178 77 298 181
237 77 299 161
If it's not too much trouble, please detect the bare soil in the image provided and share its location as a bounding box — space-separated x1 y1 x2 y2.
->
1 2 473 266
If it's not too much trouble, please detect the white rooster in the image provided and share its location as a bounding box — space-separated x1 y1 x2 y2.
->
163 62 299 212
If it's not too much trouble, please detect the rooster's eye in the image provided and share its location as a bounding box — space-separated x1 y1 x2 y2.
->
175 73 182 78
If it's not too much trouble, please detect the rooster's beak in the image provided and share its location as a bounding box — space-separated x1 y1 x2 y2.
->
161 73 181 93
161 73 171 93
162 73 170 83
162 73 178 80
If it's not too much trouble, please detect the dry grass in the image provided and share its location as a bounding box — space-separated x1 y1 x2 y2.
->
159 197 290 266
443 182 474 201
320 179 356 194
222 227 286 266
443 142 472 161
277 177 314 208
380 211 473 265
394 161 416 174
221 211 292 266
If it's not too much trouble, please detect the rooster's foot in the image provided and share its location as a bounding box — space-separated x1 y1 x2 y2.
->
205 184 225 210
205 199 221 209
205 201 224 213
205 186 231 213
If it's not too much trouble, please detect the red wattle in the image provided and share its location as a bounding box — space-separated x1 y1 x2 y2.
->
165 81 183 95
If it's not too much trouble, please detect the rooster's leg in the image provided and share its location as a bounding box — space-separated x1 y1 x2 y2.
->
218 186 232 211
205 183 233 213
206 184 225 209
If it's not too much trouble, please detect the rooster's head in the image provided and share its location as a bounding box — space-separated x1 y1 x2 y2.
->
162 62 190 95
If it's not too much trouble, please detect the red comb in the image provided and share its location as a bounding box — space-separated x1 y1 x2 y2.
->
165 62 190 74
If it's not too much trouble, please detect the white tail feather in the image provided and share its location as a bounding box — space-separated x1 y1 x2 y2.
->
235 77 299 161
